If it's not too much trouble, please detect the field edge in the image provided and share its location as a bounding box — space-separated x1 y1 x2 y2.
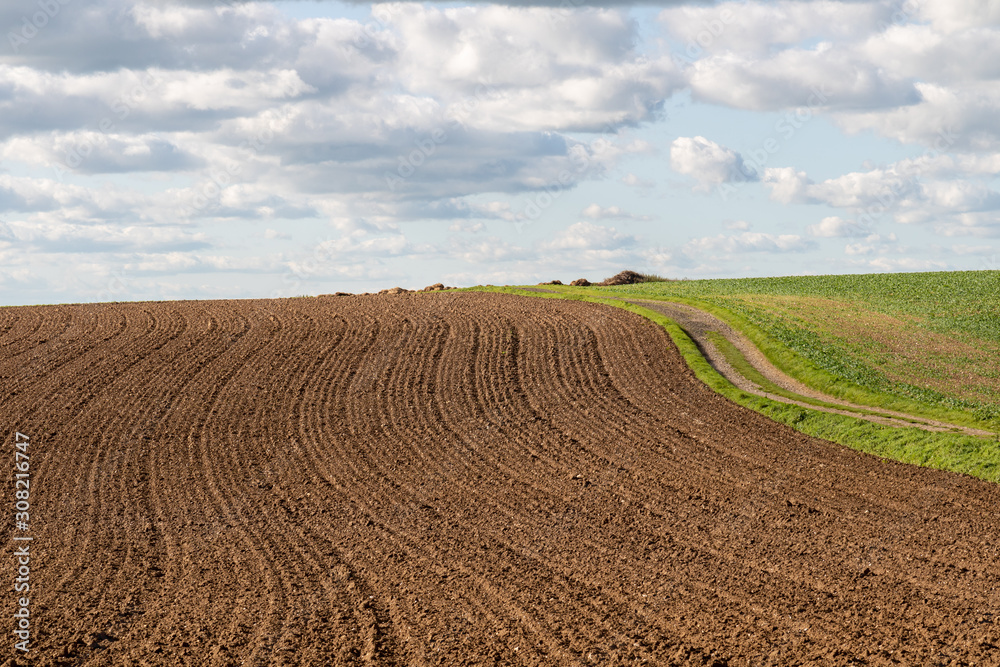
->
466 285 1000 484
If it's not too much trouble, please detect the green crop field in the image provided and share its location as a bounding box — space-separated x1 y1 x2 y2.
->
594 270 1000 432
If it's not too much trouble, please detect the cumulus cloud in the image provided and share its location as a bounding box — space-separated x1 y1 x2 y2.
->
661 1 892 58
859 256 950 272
2 219 210 253
762 156 1000 238
688 49 916 112
541 221 636 251
670 136 756 190
0 1 682 235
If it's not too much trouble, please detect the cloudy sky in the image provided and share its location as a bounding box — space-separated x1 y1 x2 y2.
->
1 0 998 305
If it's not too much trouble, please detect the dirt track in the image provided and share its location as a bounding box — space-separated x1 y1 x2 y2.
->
2 292 1000 666
625 298 995 437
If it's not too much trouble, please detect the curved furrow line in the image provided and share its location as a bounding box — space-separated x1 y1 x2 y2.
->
0 307 21 342
371 307 587 659
230 302 375 665
386 311 510 493
377 305 599 535
34 304 199 662
523 307 796 512
512 305 651 480
31 308 164 589
0 305 48 357
328 298 992 667
7 292 1000 666
456 309 731 657
273 302 420 665
580 307 999 579
134 303 303 665
19 307 161 659
333 304 501 661
0 306 119 408
292 307 427 664
389 306 600 656
506 306 953 659
367 302 677 661
300 300 580 662
473 304 876 655
423 303 629 501
174 300 380 666
77 302 258 664
40 305 187 603
293 304 469 664
570 306 1000 656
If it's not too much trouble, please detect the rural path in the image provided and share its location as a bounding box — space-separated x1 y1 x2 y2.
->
2 293 999 665
625 298 995 438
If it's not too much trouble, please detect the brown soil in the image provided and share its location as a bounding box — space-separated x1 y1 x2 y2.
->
2 292 1000 666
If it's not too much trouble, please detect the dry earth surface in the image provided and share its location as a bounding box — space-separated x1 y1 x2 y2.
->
2 292 999 666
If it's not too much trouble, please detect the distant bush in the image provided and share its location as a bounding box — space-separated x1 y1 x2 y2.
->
599 270 673 286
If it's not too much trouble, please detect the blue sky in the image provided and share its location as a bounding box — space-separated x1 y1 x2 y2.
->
1 0 998 305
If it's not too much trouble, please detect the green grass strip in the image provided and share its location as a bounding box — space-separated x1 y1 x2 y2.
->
466 285 1000 483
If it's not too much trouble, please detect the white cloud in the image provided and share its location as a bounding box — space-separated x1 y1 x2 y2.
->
541 221 636 251
684 231 813 255
381 4 683 132
688 48 914 112
450 236 527 262
581 204 651 220
861 257 950 272
916 0 1000 34
670 136 756 190
620 172 654 188
661 1 891 57
951 243 997 256
762 157 1000 238
6 0 1000 304
760 167 812 204
808 216 859 238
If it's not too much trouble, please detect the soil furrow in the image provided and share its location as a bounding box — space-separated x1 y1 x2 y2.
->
3 293 1000 666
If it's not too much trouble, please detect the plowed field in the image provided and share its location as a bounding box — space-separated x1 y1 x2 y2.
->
2 292 999 666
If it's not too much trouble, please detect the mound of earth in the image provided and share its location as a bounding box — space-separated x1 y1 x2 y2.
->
600 270 646 286
2 292 998 665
